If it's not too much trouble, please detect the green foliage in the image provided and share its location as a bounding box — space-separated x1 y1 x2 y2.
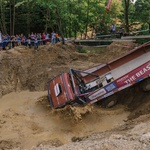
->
136 39 150 44
0 0 149 39
77 46 88 53
85 46 107 54
109 0 123 19
134 0 150 24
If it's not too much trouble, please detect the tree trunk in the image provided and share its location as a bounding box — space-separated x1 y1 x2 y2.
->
69 19 72 38
0 0 7 34
64 25 67 38
56 7 65 44
74 25 77 39
3 6 7 34
124 0 130 33
0 0 4 33
0 20 3 33
12 0 15 35
9 0 12 35
45 9 49 33
85 0 90 39
26 0 30 34
69 3 72 38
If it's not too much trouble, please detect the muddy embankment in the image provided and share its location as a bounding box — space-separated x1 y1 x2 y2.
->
0 41 139 97
0 41 150 150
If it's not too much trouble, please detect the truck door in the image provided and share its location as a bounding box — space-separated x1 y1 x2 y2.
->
48 73 70 108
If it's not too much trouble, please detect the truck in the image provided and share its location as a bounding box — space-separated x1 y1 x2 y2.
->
48 41 150 109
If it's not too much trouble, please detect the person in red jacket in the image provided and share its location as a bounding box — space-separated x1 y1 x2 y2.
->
42 32 46 45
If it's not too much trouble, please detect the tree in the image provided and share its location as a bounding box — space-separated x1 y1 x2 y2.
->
0 0 7 34
123 0 130 33
0 0 148 38
134 0 150 32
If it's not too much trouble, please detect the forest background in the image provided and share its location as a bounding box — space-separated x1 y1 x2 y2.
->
0 0 150 39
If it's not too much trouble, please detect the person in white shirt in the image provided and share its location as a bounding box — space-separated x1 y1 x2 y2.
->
51 31 56 44
0 31 2 43
0 31 2 50
110 24 116 34
34 37 38 49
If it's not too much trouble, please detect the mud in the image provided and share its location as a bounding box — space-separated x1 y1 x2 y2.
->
0 91 129 149
0 41 150 149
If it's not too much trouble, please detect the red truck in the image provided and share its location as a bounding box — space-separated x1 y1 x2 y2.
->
48 41 150 109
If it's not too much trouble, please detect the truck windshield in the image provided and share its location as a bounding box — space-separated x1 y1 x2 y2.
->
69 68 100 95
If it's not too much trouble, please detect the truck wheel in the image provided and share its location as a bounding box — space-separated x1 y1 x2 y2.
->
140 78 150 92
101 96 117 108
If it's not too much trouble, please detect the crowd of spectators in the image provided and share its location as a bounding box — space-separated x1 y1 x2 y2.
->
0 31 60 50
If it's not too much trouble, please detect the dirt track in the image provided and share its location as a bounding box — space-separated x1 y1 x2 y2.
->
0 42 150 149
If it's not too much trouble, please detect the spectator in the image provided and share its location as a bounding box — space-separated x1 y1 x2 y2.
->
16 35 21 46
118 27 124 38
42 32 46 45
27 37 31 48
55 32 59 43
45 33 50 43
30 32 35 40
30 32 35 46
0 31 2 43
110 24 116 34
0 31 57 50
34 37 38 50
2 35 7 50
28 34 31 39
51 31 56 44
10 35 16 48
37 33 41 45
0 31 2 50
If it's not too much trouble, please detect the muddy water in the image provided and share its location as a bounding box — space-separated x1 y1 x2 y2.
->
0 91 129 149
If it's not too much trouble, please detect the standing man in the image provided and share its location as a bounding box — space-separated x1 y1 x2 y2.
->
42 32 46 45
51 31 56 44
118 26 124 38
34 36 38 50
0 31 2 42
55 32 59 43
0 31 2 50
110 24 116 34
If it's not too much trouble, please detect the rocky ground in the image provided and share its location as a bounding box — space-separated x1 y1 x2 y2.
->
0 41 150 150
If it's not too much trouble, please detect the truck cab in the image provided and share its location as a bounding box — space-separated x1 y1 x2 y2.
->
48 73 76 108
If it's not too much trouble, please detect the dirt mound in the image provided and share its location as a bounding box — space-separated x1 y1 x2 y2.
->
100 41 139 62
82 41 139 64
0 140 21 150
0 41 139 97
0 43 90 96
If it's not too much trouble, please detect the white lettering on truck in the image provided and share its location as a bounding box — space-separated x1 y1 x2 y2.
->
124 63 150 84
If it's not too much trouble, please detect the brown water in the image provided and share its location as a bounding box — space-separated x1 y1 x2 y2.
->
0 91 129 149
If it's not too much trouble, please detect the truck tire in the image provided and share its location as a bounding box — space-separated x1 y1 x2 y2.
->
101 96 118 108
140 78 150 92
